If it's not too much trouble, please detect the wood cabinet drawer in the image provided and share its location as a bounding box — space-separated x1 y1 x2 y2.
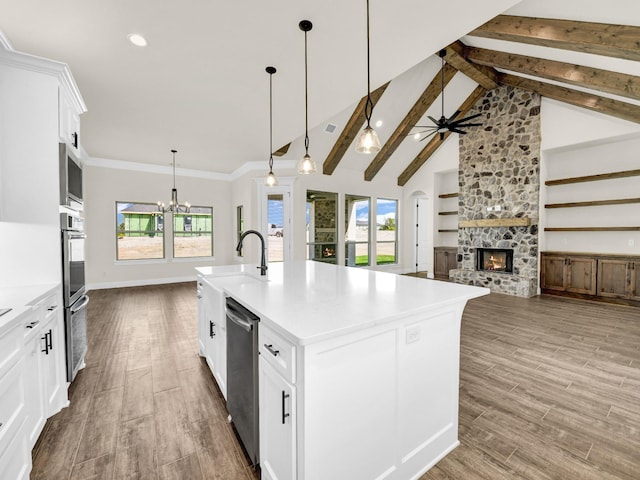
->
0 358 27 457
259 327 296 384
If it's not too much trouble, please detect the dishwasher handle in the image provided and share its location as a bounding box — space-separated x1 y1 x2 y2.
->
226 308 254 332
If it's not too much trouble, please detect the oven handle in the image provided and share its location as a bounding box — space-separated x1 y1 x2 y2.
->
66 233 87 239
70 295 90 313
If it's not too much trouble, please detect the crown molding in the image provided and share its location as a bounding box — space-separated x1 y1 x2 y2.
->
0 30 87 114
85 155 297 182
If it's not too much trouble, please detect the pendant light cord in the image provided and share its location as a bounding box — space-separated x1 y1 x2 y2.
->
172 150 176 189
364 0 373 127
441 53 445 116
304 28 310 155
269 71 274 172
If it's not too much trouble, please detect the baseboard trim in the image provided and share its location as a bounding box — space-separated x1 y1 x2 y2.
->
87 275 196 291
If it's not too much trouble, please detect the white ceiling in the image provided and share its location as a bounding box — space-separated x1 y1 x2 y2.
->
0 0 522 173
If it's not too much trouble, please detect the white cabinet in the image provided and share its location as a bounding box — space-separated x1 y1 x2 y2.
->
196 276 206 356
58 87 81 153
0 312 30 480
259 358 296 480
23 290 67 449
198 280 227 399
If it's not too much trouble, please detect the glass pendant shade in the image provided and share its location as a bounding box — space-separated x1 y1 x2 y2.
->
355 125 381 154
264 170 279 186
297 153 317 174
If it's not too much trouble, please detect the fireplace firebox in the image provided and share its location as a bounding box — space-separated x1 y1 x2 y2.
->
476 248 513 273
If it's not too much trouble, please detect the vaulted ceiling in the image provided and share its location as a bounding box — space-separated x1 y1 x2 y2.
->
1 0 639 181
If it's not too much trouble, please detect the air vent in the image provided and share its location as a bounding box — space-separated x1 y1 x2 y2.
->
324 123 337 134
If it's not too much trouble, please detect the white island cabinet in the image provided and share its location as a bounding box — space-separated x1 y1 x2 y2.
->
196 261 488 480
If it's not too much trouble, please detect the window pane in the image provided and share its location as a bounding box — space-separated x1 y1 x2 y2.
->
173 206 213 258
116 202 164 260
376 198 397 265
306 190 337 264
345 194 370 267
268 195 284 262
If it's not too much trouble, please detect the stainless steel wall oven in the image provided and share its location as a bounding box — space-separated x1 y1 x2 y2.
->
61 211 89 382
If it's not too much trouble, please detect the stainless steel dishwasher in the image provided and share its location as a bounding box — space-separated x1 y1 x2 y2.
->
226 297 260 466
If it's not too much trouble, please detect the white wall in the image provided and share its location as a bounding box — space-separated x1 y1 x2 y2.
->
401 137 459 277
84 165 233 289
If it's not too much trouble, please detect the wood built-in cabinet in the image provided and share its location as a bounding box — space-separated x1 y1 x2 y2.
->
541 252 640 306
434 247 458 280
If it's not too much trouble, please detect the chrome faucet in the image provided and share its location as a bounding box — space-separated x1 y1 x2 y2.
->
236 230 268 276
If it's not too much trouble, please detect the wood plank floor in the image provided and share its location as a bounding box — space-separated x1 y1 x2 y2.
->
31 282 640 479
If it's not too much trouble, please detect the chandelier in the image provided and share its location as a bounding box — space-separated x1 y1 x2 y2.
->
158 149 190 213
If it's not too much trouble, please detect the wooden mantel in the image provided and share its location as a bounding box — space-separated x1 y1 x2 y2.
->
459 217 533 228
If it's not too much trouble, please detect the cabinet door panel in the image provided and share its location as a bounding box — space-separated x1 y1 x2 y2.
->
541 255 567 291
597 259 629 299
259 360 295 480
566 257 597 295
630 263 640 301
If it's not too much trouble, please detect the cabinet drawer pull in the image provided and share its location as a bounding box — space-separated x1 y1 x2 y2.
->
26 320 40 329
282 390 290 425
264 344 279 357
209 320 215 338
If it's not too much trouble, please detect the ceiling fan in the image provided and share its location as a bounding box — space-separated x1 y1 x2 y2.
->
411 49 483 141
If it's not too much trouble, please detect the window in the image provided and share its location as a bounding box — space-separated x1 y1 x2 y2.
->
345 194 370 266
267 194 284 262
306 190 338 264
116 202 164 260
173 206 213 258
376 198 397 265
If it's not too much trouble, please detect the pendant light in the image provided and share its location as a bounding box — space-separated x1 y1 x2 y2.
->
297 20 317 174
355 0 381 154
264 66 279 187
157 149 190 213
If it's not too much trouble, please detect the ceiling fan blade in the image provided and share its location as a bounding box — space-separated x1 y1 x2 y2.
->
448 110 462 122
452 112 483 124
427 116 439 125
449 126 467 135
454 122 483 128
419 130 438 142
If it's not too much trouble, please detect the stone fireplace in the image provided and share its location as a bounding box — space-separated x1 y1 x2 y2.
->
450 85 541 297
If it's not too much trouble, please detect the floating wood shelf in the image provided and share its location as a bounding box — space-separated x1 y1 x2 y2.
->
459 218 532 228
438 211 458 216
438 229 458 233
546 169 640 186
438 192 459 199
545 227 640 232
545 197 640 209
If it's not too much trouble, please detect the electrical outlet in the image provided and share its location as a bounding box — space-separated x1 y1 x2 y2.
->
494 205 502 212
629 239 635 247
486 206 493 212
406 326 420 344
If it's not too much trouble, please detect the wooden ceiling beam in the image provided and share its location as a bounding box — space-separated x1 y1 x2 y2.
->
364 63 457 182
273 143 291 157
498 73 640 124
443 42 498 90
466 47 640 101
322 82 389 175
398 85 486 187
470 15 640 62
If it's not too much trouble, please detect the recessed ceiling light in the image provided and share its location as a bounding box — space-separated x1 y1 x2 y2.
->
375 120 383 128
127 33 148 47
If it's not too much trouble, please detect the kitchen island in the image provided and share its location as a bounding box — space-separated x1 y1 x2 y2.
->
196 261 488 480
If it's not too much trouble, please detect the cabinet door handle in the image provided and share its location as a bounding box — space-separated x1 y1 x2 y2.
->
47 329 53 351
72 131 78 148
209 320 215 338
264 344 279 357
282 390 290 425
41 331 50 354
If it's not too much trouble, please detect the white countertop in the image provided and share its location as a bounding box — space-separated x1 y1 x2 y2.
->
0 283 59 335
197 262 488 345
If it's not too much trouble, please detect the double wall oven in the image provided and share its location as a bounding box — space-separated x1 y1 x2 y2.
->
60 143 89 382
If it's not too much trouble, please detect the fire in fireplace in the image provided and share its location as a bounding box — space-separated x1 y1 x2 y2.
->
476 248 513 273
